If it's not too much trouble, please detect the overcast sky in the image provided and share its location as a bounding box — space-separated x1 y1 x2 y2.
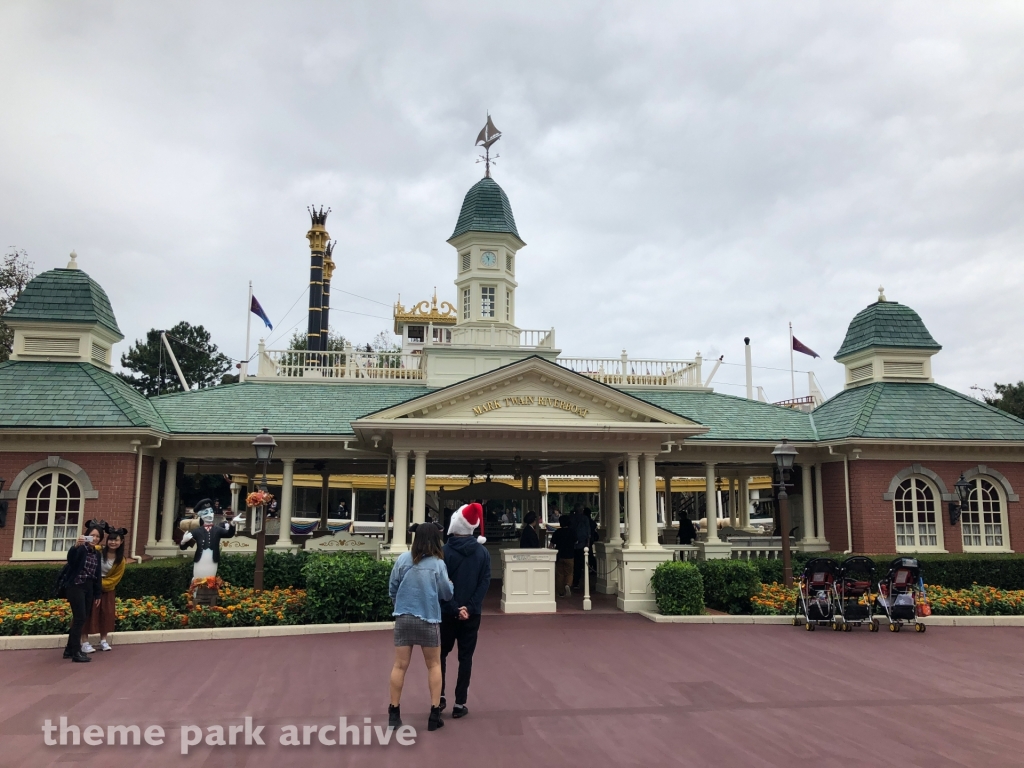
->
2 2 1023 402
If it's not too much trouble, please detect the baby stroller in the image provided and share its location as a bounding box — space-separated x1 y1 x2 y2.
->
877 557 926 633
793 558 841 631
835 556 878 631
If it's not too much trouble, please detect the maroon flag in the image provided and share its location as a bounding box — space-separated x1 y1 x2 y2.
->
792 336 819 358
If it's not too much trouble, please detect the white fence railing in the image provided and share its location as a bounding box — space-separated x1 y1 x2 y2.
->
557 353 703 388
445 326 556 349
259 349 425 380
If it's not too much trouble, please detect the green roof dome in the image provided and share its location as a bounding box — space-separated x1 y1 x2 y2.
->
5 266 122 338
449 177 521 241
835 300 940 360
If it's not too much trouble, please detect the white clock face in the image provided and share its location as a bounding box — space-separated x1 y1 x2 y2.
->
481 251 497 267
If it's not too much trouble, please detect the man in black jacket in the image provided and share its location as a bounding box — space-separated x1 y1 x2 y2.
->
440 503 492 719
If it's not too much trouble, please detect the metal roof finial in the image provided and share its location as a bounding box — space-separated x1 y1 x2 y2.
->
67 251 78 270
475 112 501 178
878 285 887 303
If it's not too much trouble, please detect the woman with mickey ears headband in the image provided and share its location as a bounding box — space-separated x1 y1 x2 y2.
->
81 524 128 653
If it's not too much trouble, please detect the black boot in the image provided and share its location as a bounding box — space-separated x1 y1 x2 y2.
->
388 704 401 729
439 696 446 712
452 704 469 719
428 705 444 731
71 652 91 663
63 648 73 659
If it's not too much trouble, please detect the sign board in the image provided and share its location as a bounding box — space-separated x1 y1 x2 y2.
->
250 505 264 535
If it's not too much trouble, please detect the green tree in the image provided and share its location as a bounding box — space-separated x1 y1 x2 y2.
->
984 382 1024 420
0 248 35 363
118 322 231 396
287 327 350 351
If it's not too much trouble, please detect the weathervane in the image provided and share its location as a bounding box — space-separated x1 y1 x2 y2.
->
475 113 501 177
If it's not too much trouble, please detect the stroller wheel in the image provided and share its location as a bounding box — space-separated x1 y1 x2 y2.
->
888 622 898 632
805 621 815 631
792 617 799 626
843 623 852 632
915 623 926 633
869 620 879 632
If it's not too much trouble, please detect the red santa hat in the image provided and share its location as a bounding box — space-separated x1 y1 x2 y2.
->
448 503 486 544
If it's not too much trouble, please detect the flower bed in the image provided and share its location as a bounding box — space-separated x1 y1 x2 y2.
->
751 583 798 615
0 585 306 636
926 585 1024 616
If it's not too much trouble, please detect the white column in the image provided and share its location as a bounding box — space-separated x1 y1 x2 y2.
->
412 450 428 525
642 454 658 547
392 451 410 552
279 458 295 542
598 470 608 534
605 458 622 546
704 462 719 542
625 454 642 549
639 455 649 546
814 463 826 541
160 457 178 542
230 482 240 515
739 473 750 529
800 464 814 542
146 457 160 547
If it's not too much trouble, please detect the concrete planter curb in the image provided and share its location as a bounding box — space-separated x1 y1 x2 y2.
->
639 611 1024 627
0 621 395 651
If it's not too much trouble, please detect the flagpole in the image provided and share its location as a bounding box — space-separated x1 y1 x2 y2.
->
789 321 795 400
242 280 252 382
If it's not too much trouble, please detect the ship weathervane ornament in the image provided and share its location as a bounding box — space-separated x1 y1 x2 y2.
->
475 114 502 177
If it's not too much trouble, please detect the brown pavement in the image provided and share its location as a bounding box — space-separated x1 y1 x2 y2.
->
1 616 1023 767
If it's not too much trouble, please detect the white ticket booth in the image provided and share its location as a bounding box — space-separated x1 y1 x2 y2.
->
500 548 557 613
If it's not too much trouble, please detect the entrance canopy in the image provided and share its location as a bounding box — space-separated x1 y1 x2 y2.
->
351 356 709 461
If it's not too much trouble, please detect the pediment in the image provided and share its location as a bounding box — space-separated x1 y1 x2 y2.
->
362 356 697 427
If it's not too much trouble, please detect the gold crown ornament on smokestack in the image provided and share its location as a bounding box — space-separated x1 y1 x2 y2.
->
306 205 331 353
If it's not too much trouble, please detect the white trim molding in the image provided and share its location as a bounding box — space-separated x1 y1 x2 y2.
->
963 465 1019 503
1 456 98 500
882 463 954 502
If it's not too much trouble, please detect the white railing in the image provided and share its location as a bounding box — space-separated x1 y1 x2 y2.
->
444 326 556 349
557 352 703 388
666 545 700 561
259 348 425 380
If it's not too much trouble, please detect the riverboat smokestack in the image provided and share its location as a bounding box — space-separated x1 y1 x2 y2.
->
320 240 335 352
744 337 753 400
306 206 331 352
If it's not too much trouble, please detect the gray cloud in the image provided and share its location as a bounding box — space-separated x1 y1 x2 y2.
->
1 1 1022 401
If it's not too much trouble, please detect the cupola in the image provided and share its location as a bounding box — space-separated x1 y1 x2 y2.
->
4 252 123 370
835 287 941 389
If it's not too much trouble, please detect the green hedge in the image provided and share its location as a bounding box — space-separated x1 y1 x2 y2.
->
696 559 760 614
651 561 705 615
747 553 1024 590
302 554 393 624
0 552 315 602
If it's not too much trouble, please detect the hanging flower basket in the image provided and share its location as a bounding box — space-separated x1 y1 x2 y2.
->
246 490 274 509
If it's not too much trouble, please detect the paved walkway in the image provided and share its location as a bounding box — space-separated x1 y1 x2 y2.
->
1 615 1022 766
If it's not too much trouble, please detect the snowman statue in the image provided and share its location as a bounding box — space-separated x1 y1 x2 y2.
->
179 498 235 581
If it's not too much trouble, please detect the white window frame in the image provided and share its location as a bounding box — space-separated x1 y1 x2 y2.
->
893 475 945 553
480 285 496 318
462 288 471 320
12 469 85 561
962 476 1011 553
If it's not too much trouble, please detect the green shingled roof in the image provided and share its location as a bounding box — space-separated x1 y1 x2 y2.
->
0 361 164 429
151 381 431 435
622 389 817 442
5 268 122 337
449 177 521 241
811 382 1024 441
835 301 940 359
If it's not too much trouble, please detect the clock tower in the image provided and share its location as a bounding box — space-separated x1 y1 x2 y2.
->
448 175 525 329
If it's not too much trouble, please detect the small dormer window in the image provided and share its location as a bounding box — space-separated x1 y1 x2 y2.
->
407 326 424 343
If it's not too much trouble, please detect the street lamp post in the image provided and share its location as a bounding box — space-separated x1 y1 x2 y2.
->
252 428 277 591
949 473 972 526
772 439 798 588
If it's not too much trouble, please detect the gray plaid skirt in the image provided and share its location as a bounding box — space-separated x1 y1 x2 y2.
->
393 614 441 647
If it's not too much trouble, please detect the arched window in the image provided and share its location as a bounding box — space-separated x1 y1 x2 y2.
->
962 477 1008 551
893 477 942 551
16 471 83 558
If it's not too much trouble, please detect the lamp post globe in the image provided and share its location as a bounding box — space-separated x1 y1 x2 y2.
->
252 427 277 464
771 439 798 587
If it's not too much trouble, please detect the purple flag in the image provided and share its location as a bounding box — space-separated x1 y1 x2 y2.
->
792 336 819 358
250 296 273 330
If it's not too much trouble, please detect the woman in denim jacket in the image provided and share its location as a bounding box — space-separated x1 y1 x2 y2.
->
388 523 454 732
